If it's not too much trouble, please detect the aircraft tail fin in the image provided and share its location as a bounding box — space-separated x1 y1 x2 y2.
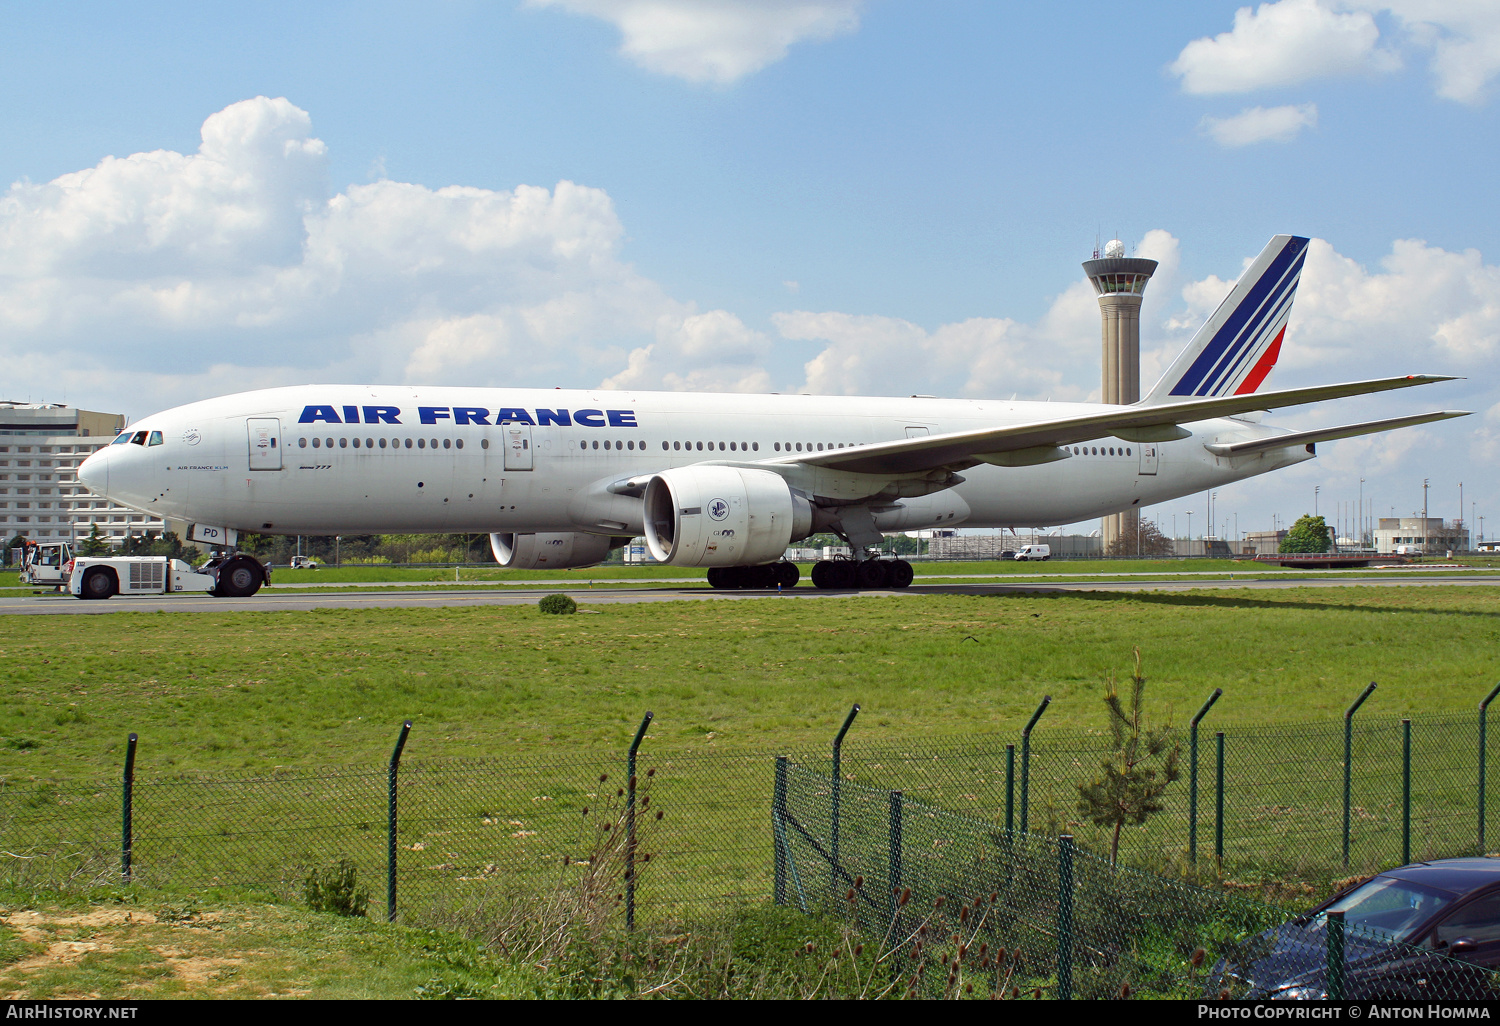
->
1143 234 1310 405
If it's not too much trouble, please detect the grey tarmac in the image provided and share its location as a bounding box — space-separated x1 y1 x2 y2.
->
1 573 1497 615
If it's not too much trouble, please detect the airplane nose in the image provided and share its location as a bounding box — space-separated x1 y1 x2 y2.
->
77 450 106 497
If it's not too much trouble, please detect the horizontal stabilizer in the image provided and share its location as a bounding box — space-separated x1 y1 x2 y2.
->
775 374 1460 477
1202 411 1471 458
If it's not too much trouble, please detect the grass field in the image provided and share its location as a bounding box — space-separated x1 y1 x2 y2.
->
4 585 1499 997
3 586 1498 783
6 554 1500 593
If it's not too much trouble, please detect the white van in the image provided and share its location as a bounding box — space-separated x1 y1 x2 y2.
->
1015 544 1051 561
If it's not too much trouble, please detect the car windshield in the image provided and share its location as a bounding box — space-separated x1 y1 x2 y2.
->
1314 877 1455 942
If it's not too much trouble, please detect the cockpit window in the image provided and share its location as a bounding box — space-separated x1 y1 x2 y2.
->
147 431 163 446
131 431 148 446
112 432 133 445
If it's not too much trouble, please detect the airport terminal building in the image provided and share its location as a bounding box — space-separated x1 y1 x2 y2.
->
0 402 165 552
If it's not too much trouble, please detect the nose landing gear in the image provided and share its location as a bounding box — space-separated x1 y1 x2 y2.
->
203 552 271 597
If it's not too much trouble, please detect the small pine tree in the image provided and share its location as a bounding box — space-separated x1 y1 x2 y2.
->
1076 648 1182 865
79 524 110 556
1280 514 1332 553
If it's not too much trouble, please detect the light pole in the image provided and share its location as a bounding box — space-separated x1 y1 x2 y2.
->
1186 511 1194 554
1359 478 1365 546
1423 478 1430 555
1314 485 1320 518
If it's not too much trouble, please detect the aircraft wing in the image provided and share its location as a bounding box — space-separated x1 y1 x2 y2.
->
1202 411 1470 457
771 374 1459 476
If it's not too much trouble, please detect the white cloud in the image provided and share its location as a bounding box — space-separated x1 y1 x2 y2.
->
1284 236 1500 366
1171 0 1397 94
778 304 1092 402
1173 0 1500 104
780 229 1188 402
0 97 771 410
1201 103 1319 146
601 309 774 392
527 0 863 84
1375 0 1500 103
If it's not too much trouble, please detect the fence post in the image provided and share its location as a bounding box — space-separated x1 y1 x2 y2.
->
831 703 859 891
1215 731 1225 866
1019 695 1051 835
1057 834 1074 1001
120 733 138 882
626 710 653 931
888 790 904 927
1402 718 1412 865
1326 909 1346 1000
386 720 411 923
1480 683 1500 854
1004 743 1015 836
1189 688 1224 867
774 755 788 906
1343 683 1377 867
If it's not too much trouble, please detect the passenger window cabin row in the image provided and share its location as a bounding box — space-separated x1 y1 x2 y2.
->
289 436 1137 457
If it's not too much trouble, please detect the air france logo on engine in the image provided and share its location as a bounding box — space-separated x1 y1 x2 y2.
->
297 405 638 428
708 498 730 521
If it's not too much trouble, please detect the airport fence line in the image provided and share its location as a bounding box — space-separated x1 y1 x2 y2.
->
772 760 1500 1000
3 691 1500 929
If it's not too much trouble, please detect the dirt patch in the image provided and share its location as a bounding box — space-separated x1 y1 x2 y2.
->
3 908 158 941
154 950 244 983
4 939 117 983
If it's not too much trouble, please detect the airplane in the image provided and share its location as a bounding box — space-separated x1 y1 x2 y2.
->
76 234 1469 598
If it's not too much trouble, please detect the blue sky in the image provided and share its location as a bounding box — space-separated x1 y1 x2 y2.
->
2 1 1497 541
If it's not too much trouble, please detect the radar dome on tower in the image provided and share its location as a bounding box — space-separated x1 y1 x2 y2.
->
1104 239 1125 258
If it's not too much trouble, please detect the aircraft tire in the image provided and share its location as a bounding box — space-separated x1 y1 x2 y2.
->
888 560 915 589
79 567 116 600
856 560 887 589
810 561 834 590
706 567 728 589
215 556 264 598
774 561 799 589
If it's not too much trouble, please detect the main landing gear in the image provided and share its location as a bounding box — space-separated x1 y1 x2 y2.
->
810 558 914 590
707 562 801 590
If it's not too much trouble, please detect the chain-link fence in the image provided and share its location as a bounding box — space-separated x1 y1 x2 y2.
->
3 700 1500 932
774 758 1500 1000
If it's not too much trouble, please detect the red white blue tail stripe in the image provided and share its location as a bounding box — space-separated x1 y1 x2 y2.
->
1145 235 1309 403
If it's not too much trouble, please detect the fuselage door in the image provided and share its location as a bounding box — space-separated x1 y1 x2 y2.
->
248 418 282 471
503 422 533 471
1138 444 1159 476
905 426 930 438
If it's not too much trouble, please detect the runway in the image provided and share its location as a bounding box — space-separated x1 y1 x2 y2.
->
2 573 1497 615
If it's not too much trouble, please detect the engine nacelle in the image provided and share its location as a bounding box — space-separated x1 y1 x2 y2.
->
490 532 626 570
643 466 813 567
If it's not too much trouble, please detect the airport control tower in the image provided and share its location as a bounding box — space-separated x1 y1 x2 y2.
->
1083 240 1157 553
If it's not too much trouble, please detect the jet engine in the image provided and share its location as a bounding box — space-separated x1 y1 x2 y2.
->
643 466 812 566
490 532 627 570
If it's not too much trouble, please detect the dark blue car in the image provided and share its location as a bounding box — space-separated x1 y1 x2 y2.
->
1212 858 1500 1000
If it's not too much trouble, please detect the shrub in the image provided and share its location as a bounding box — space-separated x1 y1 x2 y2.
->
1280 514 1332 553
304 857 370 917
539 594 577 615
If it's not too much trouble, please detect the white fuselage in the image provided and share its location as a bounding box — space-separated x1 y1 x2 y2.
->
79 385 1313 539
